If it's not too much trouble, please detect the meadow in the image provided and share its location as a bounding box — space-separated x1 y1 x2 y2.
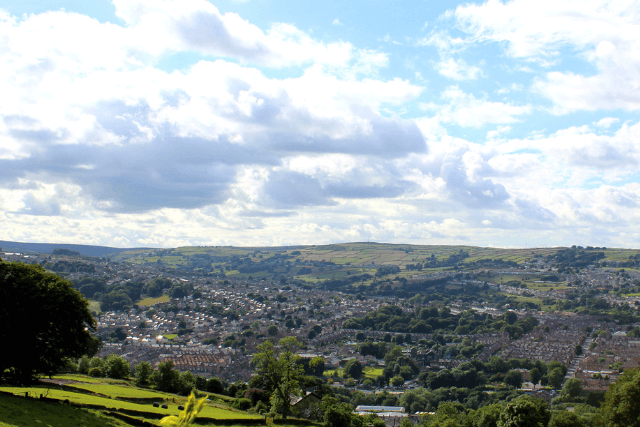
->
0 393 129 427
0 372 269 427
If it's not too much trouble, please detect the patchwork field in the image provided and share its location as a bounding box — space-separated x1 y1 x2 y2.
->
0 372 267 427
105 242 640 288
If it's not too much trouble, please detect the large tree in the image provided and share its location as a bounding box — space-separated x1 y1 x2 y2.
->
0 260 99 383
599 367 640 427
498 395 550 427
251 336 304 419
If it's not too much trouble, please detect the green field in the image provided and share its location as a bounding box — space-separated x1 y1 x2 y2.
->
53 375 107 384
105 242 640 286
0 393 129 427
65 383 169 399
362 366 383 379
0 387 260 420
137 295 170 306
88 300 101 314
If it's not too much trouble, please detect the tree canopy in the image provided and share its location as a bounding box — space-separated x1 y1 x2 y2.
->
599 367 640 427
0 260 99 383
251 336 304 418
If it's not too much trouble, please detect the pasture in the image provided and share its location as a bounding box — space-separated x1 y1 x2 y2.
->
0 386 260 420
137 295 170 306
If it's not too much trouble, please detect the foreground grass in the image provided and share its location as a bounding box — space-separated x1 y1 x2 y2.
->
0 387 259 419
0 393 130 427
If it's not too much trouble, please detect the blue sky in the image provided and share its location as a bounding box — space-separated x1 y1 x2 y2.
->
1 0 639 248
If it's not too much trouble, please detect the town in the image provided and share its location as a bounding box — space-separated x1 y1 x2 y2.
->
3 243 639 405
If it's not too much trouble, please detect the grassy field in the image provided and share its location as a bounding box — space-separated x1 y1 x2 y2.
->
0 387 260 420
137 295 170 306
88 300 101 314
362 366 383 379
65 383 169 399
52 375 106 384
0 393 130 427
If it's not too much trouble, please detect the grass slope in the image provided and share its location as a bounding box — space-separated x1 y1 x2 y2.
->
0 386 259 420
0 393 130 427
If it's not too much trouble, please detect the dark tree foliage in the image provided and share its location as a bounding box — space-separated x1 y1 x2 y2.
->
0 260 100 383
51 248 82 256
344 305 537 339
143 277 172 297
599 367 640 427
73 277 106 299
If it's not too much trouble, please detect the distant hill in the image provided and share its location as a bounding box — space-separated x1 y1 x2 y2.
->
0 240 151 257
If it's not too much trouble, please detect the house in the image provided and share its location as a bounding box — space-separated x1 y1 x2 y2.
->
292 392 322 419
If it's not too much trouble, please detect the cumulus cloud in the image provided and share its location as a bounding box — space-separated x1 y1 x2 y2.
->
2 1 640 248
0 5 425 215
112 0 360 69
422 86 531 128
435 57 482 80
451 0 640 113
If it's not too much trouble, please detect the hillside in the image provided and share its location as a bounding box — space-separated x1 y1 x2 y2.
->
0 374 266 427
0 241 147 257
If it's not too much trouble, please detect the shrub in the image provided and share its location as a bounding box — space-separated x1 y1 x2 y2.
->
233 398 253 411
88 367 104 377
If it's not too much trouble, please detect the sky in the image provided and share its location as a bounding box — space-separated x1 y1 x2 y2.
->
1 0 640 249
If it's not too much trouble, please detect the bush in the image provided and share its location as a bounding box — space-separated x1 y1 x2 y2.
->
233 398 253 411
88 367 104 377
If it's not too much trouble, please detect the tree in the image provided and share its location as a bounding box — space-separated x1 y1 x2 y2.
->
561 378 582 400
504 311 518 325
132 361 151 386
206 377 224 394
309 356 325 377
391 376 405 387
144 277 172 297
322 397 353 427
529 367 542 385
504 370 523 388
548 367 564 389
0 261 99 383
475 403 501 427
599 368 640 427
105 354 130 379
267 325 279 337
78 356 90 375
178 371 196 395
344 359 363 380
498 395 550 427
548 411 586 427
157 360 180 392
251 337 304 419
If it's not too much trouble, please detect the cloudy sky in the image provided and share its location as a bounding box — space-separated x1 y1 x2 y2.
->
1 0 639 249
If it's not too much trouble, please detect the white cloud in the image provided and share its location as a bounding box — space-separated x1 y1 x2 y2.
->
452 0 640 113
422 86 532 128
595 117 620 128
3 2 640 249
435 57 482 80
110 0 370 70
